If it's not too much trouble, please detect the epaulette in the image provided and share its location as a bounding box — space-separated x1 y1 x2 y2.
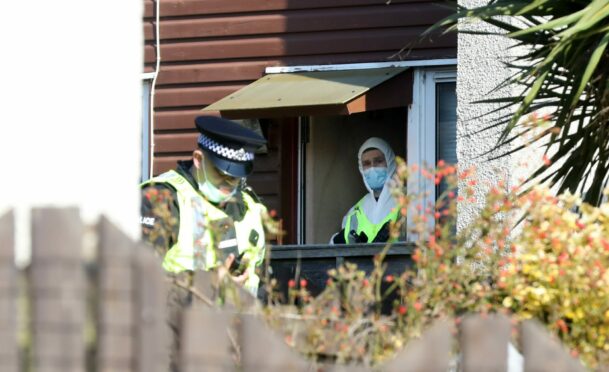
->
242 186 262 203
143 182 178 194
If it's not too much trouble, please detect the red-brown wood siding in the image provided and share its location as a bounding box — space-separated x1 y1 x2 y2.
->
143 0 457 242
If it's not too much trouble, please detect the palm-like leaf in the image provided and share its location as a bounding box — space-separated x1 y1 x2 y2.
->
429 0 609 205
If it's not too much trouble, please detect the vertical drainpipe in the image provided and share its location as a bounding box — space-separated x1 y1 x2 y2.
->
148 0 161 178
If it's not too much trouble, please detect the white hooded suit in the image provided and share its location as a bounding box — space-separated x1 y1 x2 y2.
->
330 137 398 243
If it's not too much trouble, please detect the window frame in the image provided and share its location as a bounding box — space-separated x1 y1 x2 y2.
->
407 67 457 237
141 73 154 182
288 64 458 244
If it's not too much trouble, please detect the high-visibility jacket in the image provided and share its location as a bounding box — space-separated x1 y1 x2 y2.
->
142 170 266 294
343 196 399 243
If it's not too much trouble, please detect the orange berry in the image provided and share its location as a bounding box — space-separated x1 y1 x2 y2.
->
542 154 551 166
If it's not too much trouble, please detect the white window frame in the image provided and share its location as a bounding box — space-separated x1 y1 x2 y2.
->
141 73 155 182
407 67 457 237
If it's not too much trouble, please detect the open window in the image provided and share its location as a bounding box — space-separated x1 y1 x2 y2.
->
301 108 407 244
204 64 456 298
205 64 456 245
301 68 456 243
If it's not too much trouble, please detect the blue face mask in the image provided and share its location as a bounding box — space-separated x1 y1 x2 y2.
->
363 167 388 191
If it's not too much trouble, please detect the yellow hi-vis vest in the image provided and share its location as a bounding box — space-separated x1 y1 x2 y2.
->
343 197 399 243
143 170 266 294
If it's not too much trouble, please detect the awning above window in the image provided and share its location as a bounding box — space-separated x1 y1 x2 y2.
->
203 67 412 119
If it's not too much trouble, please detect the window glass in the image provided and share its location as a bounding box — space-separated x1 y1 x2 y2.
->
436 82 457 198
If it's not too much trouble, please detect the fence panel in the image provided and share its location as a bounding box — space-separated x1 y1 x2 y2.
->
330 364 369 372
240 313 309 371
384 319 453 372
461 313 510 372
30 208 86 372
521 320 585 372
191 270 217 306
0 211 18 372
0 208 599 372
96 216 136 372
133 243 169 372
181 308 232 372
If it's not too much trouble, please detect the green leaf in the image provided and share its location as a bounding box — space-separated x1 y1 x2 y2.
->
425 0 609 205
569 31 609 108
508 9 585 38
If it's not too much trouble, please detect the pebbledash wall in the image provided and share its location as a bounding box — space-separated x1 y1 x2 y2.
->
143 0 457 242
456 0 535 231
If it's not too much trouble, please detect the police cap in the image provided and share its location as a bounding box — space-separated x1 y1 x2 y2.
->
195 115 267 178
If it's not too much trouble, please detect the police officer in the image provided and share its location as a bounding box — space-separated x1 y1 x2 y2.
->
141 115 268 291
140 115 268 371
331 137 399 244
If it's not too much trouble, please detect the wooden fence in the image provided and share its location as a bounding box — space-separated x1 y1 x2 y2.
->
0 208 588 371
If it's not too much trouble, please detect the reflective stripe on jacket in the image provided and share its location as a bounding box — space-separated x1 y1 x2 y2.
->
343 196 398 243
142 170 266 293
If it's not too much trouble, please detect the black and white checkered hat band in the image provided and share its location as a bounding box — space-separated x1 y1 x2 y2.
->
198 134 254 162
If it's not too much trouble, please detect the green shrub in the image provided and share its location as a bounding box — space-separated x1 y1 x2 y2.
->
263 158 609 369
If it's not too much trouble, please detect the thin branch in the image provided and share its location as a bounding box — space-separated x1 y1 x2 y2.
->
170 277 215 307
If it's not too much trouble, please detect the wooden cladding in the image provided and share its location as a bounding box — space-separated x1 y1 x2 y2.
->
145 27 453 63
154 84 246 108
143 3 451 40
145 50 456 82
145 0 457 238
146 0 456 142
145 0 456 131
143 0 442 18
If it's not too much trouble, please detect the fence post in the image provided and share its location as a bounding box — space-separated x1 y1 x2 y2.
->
521 320 585 372
330 363 370 372
0 211 18 372
384 319 453 372
461 313 510 372
133 243 169 372
30 208 86 372
240 313 309 371
181 307 233 372
96 216 136 372
191 270 217 306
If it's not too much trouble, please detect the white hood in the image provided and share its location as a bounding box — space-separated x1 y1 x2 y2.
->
354 137 397 225
357 137 396 194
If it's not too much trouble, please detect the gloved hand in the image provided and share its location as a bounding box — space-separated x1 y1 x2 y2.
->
372 221 391 243
349 230 368 243
332 229 347 244
333 230 368 243
228 252 248 275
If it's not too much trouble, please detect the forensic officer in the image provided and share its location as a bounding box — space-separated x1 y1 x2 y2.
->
140 115 268 294
331 137 399 244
